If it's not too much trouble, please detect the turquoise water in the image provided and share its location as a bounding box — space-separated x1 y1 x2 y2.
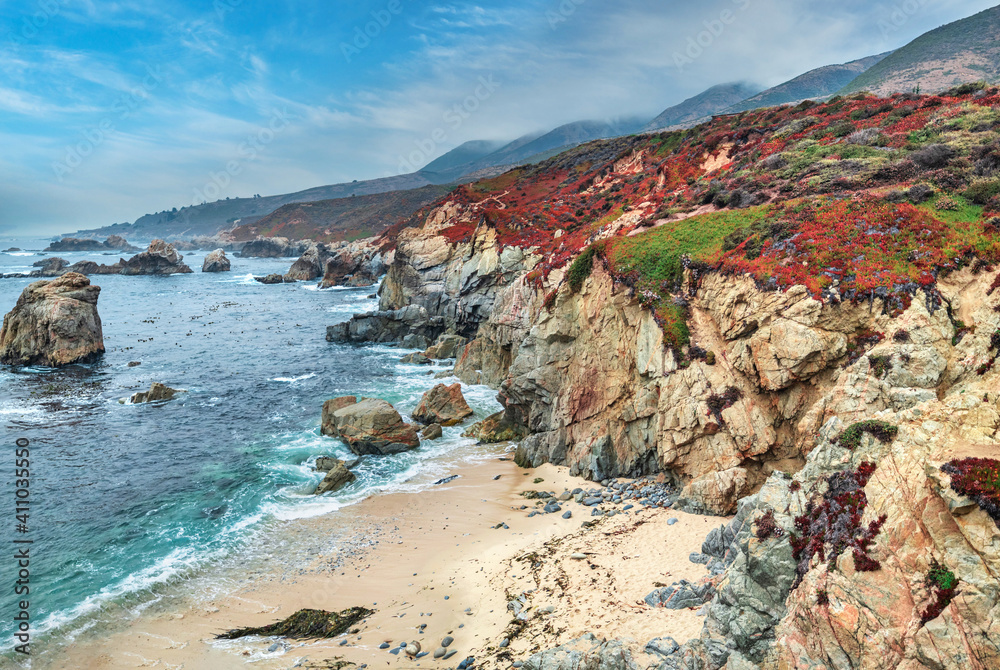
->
0 238 500 665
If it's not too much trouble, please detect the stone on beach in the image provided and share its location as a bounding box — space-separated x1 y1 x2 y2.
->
0 272 105 367
421 423 443 440
322 396 420 455
412 383 473 426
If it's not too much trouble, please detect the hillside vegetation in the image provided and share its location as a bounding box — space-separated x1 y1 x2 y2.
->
229 185 452 243
417 87 1000 346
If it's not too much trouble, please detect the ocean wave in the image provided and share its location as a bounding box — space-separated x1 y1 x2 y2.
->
271 372 318 383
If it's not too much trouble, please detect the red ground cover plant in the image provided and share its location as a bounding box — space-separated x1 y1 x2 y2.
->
789 461 887 588
941 458 1000 528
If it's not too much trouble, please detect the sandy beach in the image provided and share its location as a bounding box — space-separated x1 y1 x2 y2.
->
45 452 724 670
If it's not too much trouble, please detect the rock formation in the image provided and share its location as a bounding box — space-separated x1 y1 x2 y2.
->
321 396 420 455
202 249 231 272
0 272 105 367
318 243 387 288
238 237 306 258
313 459 356 494
286 243 331 281
121 240 193 275
44 236 140 253
412 383 473 426
255 274 293 285
124 382 183 404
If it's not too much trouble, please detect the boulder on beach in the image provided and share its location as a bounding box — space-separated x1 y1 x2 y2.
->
121 240 193 275
321 396 420 455
412 384 473 426
202 249 231 273
314 459 356 494
462 410 529 443
0 272 105 367
123 382 183 404
321 396 359 435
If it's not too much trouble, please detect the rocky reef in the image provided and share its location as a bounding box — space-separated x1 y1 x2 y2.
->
202 249 231 273
44 235 140 253
0 272 105 367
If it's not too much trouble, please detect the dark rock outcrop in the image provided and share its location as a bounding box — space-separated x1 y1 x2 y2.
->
44 236 139 253
238 237 306 258
121 240 193 275
0 273 105 367
125 382 183 404
255 274 292 285
412 383 473 426
321 396 420 455
104 235 140 252
202 249 231 273
326 305 445 345
286 243 332 281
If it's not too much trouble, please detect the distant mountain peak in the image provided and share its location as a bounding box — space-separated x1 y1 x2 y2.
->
644 82 762 132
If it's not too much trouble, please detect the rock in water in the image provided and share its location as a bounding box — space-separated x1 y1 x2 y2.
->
422 423 444 440
0 273 105 367
202 249 231 273
286 243 331 281
412 384 473 426
126 382 182 404
121 240 193 275
254 273 286 285
321 396 359 435
322 397 420 455
314 460 357 494
462 410 528 443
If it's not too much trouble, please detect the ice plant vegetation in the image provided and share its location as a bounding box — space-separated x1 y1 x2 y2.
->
941 457 1000 528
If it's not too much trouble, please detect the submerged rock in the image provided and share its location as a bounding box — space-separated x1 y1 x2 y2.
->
412 383 473 426
322 396 420 455
202 249 231 273
121 240 193 275
0 272 105 367
124 382 183 404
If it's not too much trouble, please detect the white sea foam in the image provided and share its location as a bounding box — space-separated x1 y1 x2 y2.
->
272 372 318 383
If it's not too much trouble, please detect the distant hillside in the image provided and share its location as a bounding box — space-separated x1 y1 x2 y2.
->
423 118 647 183
643 82 761 131
725 53 891 113
420 140 507 177
227 185 452 243
841 5 1000 95
70 173 435 241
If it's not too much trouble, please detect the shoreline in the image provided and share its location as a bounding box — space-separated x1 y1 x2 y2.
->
42 453 722 670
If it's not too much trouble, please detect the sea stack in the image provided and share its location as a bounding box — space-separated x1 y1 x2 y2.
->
121 240 193 275
0 272 105 367
202 249 232 272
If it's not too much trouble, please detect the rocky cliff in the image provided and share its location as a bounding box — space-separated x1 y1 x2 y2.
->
327 89 1000 667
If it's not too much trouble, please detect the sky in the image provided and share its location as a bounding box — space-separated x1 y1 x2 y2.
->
1 0 997 236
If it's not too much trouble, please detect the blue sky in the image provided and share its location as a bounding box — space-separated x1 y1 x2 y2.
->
1 0 997 235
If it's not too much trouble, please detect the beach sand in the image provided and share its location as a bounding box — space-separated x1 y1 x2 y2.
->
46 454 724 670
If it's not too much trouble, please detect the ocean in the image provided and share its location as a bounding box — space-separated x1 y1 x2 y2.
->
0 238 501 667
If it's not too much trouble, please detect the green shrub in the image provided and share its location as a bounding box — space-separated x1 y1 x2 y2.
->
965 179 1000 205
837 420 899 450
568 244 600 293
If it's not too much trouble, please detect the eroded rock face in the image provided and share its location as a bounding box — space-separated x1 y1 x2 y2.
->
202 249 231 273
0 272 105 367
412 383 473 426
121 240 193 275
318 243 387 288
238 237 306 258
321 396 420 455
